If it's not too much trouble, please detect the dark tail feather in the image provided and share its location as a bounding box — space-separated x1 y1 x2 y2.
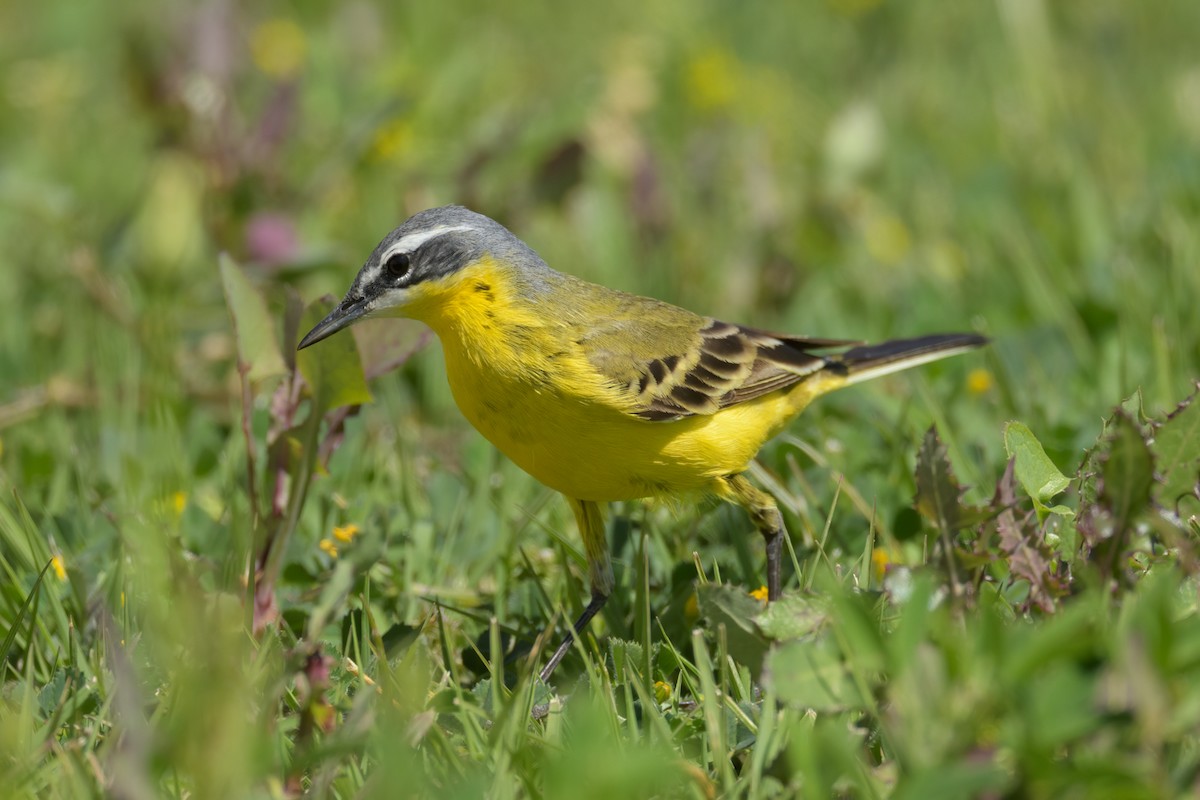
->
826 333 988 385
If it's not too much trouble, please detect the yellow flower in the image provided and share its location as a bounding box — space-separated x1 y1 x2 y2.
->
319 538 338 558
50 555 66 581
332 523 359 543
251 19 307 80
870 548 891 584
654 680 672 703
749 585 770 602
967 368 995 396
154 491 188 520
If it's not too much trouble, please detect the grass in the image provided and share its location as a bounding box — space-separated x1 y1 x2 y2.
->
2 0 1200 797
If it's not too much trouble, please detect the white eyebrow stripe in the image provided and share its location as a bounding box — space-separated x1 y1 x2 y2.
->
358 263 382 286
383 225 475 259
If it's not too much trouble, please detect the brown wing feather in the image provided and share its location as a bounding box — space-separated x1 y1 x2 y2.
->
588 315 860 422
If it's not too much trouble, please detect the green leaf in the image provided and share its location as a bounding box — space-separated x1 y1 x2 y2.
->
996 505 1060 613
471 678 497 714
1002 601 1097 683
38 667 87 720
307 559 358 639
1004 421 1071 511
1025 664 1099 748
0 560 50 666
887 574 937 673
219 255 287 382
914 426 963 533
352 317 432 380
1151 384 1200 515
764 637 863 712
1118 388 1149 426
296 298 373 414
892 506 923 541
755 594 827 642
608 638 648 680
1100 411 1154 537
827 586 888 674
895 762 1012 800
696 583 768 674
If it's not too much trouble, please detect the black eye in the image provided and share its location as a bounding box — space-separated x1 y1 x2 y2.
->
384 252 411 279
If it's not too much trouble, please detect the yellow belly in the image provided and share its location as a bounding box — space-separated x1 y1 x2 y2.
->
408 258 827 501
442 343 808 501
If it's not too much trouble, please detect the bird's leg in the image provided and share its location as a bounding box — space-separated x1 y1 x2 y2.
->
720 474 788 601
539 498 612 682
539 589 609 683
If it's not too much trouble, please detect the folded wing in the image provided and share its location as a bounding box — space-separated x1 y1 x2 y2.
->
578 307 860 422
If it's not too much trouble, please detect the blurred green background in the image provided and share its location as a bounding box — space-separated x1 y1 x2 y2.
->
2 0 1199 797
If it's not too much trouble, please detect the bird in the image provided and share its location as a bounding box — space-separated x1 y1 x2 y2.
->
297 205 987 680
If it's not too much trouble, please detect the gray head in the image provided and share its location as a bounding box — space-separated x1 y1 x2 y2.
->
297 206 545 349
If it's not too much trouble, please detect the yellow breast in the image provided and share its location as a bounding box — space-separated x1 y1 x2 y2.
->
406 258 812 501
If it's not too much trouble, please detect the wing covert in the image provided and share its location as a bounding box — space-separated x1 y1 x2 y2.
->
581 311 859 422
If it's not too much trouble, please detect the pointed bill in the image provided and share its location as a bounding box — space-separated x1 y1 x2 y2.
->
297 295 368 350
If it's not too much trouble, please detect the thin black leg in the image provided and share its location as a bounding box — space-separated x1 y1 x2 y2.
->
539 589 609 682
763 526 782 601
720 473 788 602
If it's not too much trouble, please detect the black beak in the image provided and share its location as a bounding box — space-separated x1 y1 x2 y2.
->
297 296 368 350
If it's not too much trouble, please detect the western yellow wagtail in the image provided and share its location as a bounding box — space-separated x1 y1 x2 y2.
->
298 206 986 679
